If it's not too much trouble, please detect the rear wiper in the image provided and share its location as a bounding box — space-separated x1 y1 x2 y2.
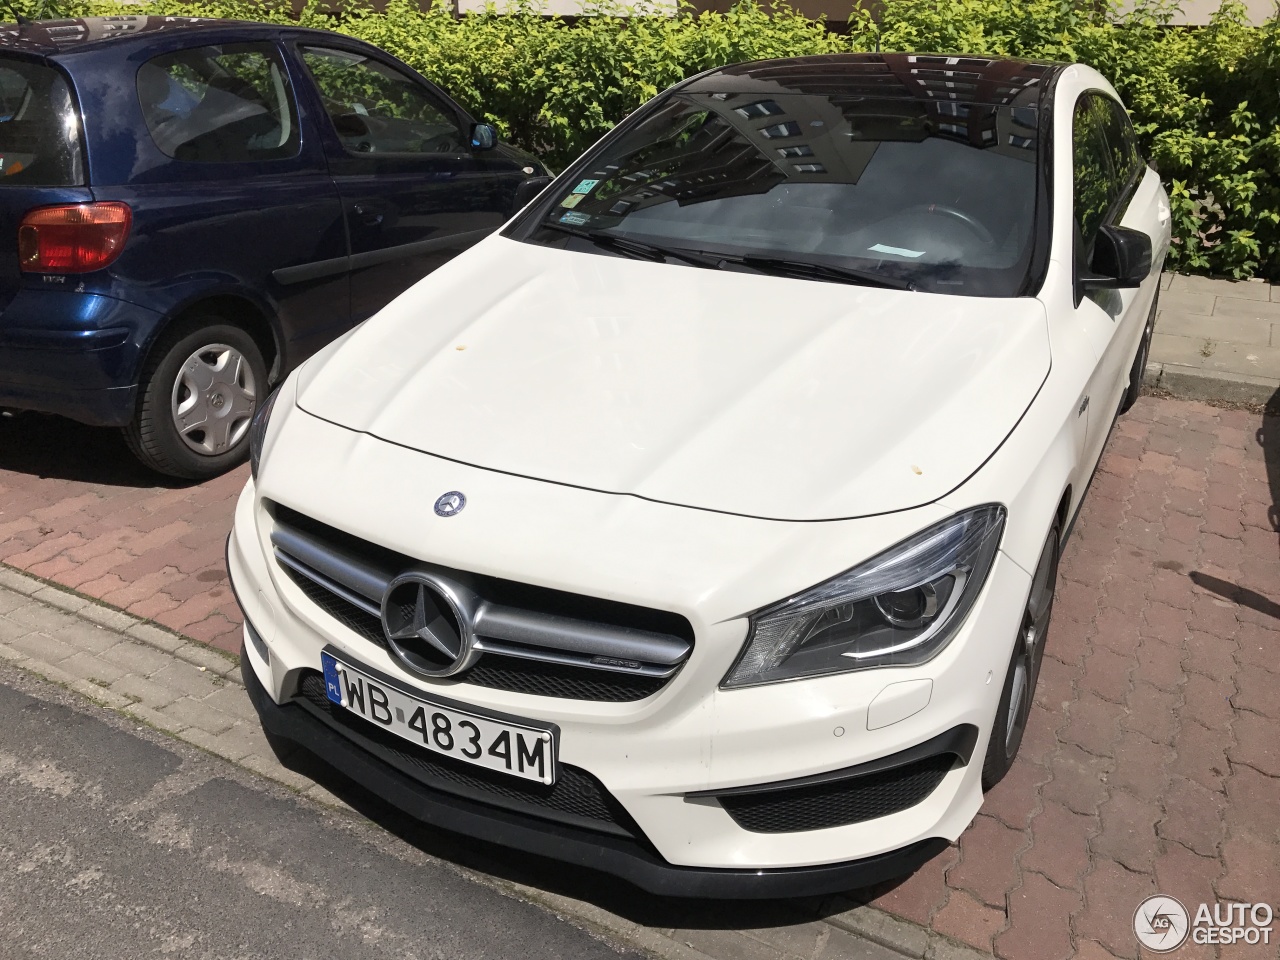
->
541 222 722 269
731 255 916 291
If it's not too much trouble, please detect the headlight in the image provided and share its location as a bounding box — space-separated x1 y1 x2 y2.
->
722 505 1006 688
248 385 281 481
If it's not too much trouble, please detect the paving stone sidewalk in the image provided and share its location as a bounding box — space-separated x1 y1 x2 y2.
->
1149 273 1280 406
3 391 1279 960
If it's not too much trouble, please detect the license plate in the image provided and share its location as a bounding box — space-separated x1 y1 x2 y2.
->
320 651 557 785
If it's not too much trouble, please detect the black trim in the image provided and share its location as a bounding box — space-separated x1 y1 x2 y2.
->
686 724 978 799
272 229 494 285
241 644 948 898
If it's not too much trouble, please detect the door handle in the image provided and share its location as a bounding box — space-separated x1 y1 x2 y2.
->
352 204 384 227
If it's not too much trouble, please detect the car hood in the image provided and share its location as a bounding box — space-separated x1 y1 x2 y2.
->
297 236 1050 521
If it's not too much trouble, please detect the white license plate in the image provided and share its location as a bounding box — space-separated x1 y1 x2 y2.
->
320 651 557 785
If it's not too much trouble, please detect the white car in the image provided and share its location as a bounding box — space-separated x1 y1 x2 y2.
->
227 53 1170 897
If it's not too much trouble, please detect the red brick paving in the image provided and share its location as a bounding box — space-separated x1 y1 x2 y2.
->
0 415 245 653
2 396 1280 957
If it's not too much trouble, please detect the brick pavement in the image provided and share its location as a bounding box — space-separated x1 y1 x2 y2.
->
2 393 1279 959
0 415 246 654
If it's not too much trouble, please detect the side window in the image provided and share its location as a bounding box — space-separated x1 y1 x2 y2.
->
301 47 465 156
0 59 84 185
1071 95 1113 260
137 43 299 163
1098 97 1143 198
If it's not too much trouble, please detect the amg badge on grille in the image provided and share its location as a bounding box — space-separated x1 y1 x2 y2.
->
434 491 466 517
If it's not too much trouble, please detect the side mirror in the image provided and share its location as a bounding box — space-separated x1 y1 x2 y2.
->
332 113 369 138
469 123 497 151
1081 224 1152 290
511 175 552 213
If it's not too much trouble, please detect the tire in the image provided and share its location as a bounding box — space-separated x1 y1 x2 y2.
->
124 316 268 480
1120 289 1159 413
982 518 1061 790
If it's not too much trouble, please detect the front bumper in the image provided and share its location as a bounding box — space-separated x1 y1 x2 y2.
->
240 640 948 898
228 401 1034 888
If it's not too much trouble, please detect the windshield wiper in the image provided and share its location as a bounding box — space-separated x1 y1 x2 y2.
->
730 255 916 291
541 222 723 269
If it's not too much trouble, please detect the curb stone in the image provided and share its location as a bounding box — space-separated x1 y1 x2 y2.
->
0 560 983 960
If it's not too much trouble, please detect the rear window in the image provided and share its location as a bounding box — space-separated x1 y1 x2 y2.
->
137 43 299 163
0 58 84 186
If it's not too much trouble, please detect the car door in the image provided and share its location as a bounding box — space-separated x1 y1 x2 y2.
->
1069 92 1161 470
295 44 509 322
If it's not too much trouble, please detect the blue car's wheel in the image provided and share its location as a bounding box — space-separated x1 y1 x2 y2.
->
124 315 268 480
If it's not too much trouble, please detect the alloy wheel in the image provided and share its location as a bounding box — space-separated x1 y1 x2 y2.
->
1004 530 1058 756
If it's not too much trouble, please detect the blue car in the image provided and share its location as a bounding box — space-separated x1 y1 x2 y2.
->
0 16 550 477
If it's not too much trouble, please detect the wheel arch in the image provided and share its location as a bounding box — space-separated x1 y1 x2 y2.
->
137 292 283 388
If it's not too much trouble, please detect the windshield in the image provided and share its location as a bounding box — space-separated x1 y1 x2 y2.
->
515 90 1041 296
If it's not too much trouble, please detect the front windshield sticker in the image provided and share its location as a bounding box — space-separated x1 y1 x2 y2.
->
559 211 591 225
560 194 585 209
869 243 926 259
572 179 600 194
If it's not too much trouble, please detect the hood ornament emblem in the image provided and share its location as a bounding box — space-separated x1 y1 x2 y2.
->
434 491 466 517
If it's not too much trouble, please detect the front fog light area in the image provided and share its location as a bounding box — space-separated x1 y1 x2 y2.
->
723 505 1005 687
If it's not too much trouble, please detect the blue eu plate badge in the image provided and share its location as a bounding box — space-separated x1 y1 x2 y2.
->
321 652 344 705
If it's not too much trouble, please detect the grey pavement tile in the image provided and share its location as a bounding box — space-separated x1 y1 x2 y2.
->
78 602 141 633
148 661 222 700
68 678 133 710
109 673 181 710
738 921 828 958
0 590 33 615
173 641 240 678
672 928 790 960
1160 272 1173 290
0 615 32 644
51 617 123 654
925 938 995 960
30 585 90 614
820 926 914 960
0 567 41 595
0 642 27 663
1170 273 1272 300
1154 310 1272 346
239 752 316 792
123 701 189 735
125 621 186 653
1149 333 1280 378
8 631 78 665
1212 296 1280 321
58 651 128 685
1157 291 1216 316
100 639 178 677
207 719 275 762
824 903 930 958
4 600 80 637
199 684 258 721
160 696 238 735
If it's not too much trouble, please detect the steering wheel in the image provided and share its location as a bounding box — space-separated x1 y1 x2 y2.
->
904 203 996 245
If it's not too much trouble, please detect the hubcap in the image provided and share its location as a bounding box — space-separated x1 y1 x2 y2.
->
1006 532 1058 754
170 344 257 456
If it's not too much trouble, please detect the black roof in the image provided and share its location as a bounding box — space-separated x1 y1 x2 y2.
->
0 15 309 56
685 53 1066 107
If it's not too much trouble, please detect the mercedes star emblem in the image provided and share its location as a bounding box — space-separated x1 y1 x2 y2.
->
434 491 466 517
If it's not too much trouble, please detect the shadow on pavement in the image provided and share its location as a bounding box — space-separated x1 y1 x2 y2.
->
268 736 894 933
0 412 187 488
1186 388 1280 618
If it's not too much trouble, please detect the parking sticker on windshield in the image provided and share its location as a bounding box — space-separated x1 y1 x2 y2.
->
560 194 584 209
572 179 600 194
559 211 590 225
868 243 925 258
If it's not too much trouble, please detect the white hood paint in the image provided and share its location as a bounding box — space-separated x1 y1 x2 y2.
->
298 236 1050 521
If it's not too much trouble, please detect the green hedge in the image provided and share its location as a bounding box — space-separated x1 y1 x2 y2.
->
21 0 1280 278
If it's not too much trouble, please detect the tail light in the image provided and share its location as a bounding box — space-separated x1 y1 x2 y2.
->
18 202 132 273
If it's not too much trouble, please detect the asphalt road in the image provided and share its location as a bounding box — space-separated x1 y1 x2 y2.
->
0 667 643 960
